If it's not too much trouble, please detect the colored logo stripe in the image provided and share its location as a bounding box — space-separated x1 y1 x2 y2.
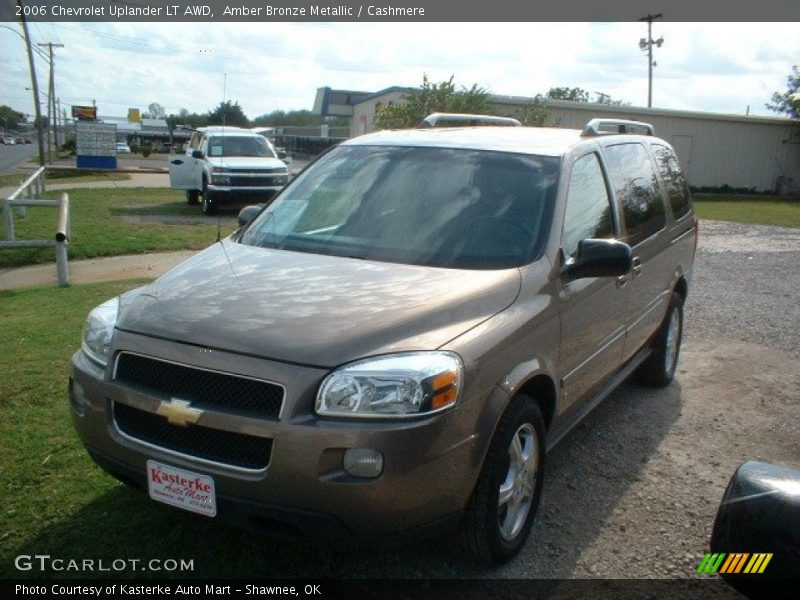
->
697 553 773 574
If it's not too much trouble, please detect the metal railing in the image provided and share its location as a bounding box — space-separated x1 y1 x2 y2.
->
2 167 71 286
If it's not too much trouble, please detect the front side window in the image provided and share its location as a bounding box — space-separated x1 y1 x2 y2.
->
651 143 691 219
562 153 615 258
604 142 666 247
239 145 560 269
207 135 276 158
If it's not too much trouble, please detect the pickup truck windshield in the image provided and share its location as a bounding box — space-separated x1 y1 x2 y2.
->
239 145 559 269
207 135 276 158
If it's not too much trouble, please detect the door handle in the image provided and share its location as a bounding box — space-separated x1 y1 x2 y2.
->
632 256 643 277
171 159 183 165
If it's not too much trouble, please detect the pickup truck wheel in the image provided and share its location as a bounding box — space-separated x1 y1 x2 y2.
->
636 292 684 387
464 395 545 564
186 189 199 205
201 178 216 215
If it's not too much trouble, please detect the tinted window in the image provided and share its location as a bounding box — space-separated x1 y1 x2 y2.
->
240 145 560 269
651 143 691 219
562 153 615 258
604 143 666 246
207 135 276 158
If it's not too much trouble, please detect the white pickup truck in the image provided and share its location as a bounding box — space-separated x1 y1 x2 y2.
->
168 126 290 214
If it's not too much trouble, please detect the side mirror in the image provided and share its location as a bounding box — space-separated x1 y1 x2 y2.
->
563 239 632 280
191 149 204 159
238 205 263 228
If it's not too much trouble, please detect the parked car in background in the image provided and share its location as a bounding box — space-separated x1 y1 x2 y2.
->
6 137 15 145
72 115 696 564
0 134 5 144
168 126 290 214
24 139 32 144
116 142 131 154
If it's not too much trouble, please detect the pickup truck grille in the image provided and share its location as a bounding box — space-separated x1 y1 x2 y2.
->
228 175 284 187
114 353 284 420
113 402 272 470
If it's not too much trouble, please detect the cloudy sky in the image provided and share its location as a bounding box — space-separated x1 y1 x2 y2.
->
1 21 798 121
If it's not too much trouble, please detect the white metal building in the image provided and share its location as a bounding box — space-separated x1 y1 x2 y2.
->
314 86 800 193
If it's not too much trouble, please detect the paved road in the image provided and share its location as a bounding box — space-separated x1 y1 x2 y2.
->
0 143 37 174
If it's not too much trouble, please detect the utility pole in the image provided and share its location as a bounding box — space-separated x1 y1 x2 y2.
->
38 41 64 158
17 1 45 166
638 13 663 108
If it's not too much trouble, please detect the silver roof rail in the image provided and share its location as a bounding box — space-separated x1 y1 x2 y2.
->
420 113 522 128
582 118 654 137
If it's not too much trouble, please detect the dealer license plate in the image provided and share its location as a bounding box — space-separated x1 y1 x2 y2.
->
146 460 217 517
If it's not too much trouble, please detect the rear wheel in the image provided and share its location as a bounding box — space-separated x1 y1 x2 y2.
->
636 292 684 387
186 189 199 205
201 178 216 215
464 395 545 564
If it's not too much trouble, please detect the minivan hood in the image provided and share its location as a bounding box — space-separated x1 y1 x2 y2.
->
207 156 286 170
117 240 521 368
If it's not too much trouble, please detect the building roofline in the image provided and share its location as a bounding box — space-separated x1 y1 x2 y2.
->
353 86 417 105
539 98 798 126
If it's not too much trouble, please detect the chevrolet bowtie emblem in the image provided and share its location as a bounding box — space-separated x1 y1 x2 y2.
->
156 398 203 427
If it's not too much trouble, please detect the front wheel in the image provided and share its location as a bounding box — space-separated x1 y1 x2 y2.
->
201 178 216 215
636 292 684 387
464 395 545 564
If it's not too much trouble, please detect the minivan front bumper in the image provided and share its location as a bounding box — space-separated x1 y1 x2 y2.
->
69 331 498 542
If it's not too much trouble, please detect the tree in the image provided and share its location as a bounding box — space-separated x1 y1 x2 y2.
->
0 105 25 131
546 87 591 102
207 100 249 127
546 87 629 106
513 98 549 126
144 102 166 120
767 65 800 119
374 74 490 129
251 109 348 127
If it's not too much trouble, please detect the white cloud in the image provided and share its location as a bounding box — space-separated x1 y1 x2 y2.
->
1 22 797 120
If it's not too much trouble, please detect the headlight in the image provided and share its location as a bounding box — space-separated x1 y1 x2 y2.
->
275 174 289 185
316 351 463 418
81 297 119 368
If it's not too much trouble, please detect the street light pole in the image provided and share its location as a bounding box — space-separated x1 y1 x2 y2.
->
639 13 664 108
17 0 45 166
38 42 64 153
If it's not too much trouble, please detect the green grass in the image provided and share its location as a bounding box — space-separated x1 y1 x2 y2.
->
0 188 237 268
0 281 457 578
693 196 800 228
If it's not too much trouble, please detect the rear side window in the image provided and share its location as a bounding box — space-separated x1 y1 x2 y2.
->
562 153 615 259
651 143 691 219
604 143 666 247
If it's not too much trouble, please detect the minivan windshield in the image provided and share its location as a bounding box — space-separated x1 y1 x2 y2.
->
207 135 276 158
239 145 559 269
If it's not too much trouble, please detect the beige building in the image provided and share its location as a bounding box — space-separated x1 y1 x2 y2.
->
313 86 800 193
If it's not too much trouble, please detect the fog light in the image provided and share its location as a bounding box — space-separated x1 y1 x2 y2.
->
343 449 384 479
69 377 87 416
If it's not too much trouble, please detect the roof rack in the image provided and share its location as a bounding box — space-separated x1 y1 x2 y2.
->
582 118 654 137
420 113 522 128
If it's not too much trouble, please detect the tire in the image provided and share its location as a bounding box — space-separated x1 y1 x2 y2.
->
464 395 546 564
636 292 684 387
201 178 216 215
186 189 199 205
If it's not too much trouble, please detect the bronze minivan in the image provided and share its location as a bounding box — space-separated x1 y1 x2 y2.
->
70 115 696 563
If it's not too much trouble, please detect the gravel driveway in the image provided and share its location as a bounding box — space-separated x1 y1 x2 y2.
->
230 219 799 579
